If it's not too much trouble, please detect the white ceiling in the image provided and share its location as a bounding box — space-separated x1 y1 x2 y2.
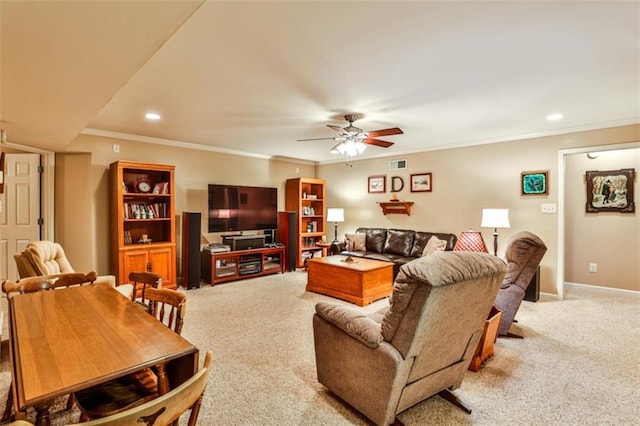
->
2 1 639 163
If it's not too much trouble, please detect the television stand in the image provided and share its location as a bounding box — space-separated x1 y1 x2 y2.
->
201 246 285 285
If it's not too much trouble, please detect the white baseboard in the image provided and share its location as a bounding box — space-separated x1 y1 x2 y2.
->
564 281 640 297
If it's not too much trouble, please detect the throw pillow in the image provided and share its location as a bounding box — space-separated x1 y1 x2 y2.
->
345 233 366 251
422 235 447 256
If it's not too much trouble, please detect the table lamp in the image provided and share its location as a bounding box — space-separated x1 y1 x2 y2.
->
326 208 344 244
480 208 510 256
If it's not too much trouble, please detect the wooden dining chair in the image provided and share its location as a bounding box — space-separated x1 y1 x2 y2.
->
129 271 162 308
1 271 98 421
4 351 212 426
72 288 188 422
69 350 212 426
145 288 186 335
2 271 97 297
1 276 55 296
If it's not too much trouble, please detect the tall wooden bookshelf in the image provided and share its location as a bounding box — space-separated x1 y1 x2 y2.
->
110 161 176 289
285 177 326 268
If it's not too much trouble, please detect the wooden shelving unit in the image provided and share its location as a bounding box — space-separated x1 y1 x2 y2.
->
110 161 176 290
285 177 326 268
200 246 285 285
378 201 415 215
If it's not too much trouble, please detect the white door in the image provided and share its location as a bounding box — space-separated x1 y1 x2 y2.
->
0 153 41 281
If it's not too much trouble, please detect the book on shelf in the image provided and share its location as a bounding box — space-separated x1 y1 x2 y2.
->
124 202 167 219
152 182 169 194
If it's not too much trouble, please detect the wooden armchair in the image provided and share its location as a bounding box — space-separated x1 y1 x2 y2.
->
73 287 187 422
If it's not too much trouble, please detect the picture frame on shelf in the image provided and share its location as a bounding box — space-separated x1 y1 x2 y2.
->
521 170 549 196
410 173 432 192
585 168 635 213
368 175 386 193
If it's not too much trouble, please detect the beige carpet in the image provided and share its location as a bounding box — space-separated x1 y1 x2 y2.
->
1 271 638 425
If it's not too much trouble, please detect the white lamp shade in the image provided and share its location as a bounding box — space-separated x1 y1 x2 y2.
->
481 208 510 228
326 208 344 222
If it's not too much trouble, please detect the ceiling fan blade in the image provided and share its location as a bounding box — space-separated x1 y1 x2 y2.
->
367 127 404 138
327 124 346 134
365 138 394 148
296 137 338 142
329 141 344 153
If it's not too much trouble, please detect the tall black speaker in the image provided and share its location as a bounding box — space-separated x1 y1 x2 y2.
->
524 265 540 302
182 212 202 289
277 211 297 272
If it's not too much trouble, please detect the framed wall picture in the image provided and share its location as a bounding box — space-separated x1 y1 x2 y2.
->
410 173 432 192
368 175 386 193
521 170 549 196
585 168 635 213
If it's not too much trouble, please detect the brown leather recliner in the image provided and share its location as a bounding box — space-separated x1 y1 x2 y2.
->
494 231 547 337
313 251 507 426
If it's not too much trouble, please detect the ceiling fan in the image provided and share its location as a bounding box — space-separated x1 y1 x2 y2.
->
297 114 403 155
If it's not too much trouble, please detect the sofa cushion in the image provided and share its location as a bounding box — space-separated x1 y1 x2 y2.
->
345 233 366 252
358 228 387 253
383 229 415 257
422 235 447 256
410 231 457 257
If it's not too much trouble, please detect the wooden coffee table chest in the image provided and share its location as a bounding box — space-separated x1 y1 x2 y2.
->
306 255 394 306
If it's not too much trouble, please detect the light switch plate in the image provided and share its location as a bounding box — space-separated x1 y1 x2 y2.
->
541 203 557 213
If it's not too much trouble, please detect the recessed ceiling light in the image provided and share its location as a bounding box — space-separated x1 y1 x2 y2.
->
145 112 161 120
546 113 563 121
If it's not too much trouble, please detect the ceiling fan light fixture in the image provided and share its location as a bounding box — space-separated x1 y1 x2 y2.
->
335 139 367 157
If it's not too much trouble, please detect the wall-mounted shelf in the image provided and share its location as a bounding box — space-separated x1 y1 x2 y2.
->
378 201 415 216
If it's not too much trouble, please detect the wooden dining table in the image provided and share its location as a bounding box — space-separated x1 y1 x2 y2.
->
6 282 199 426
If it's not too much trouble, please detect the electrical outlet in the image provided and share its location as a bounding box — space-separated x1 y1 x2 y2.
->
541 203 557 213
589 263 598 273
112 144 120 153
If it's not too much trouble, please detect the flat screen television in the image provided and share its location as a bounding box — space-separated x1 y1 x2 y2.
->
208 184 278 233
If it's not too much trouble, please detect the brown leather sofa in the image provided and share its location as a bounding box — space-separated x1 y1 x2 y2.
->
330 227 457 277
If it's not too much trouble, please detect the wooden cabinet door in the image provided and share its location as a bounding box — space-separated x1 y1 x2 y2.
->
149 246 175 289
121 249 150 285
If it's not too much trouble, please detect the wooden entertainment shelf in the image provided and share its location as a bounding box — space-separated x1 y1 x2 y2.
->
201 246 285 285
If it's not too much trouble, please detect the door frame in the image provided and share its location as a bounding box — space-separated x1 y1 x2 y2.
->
556 141 640 300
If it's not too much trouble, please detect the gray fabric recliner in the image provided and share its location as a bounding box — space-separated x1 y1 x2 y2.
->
312 251 507 426
494 231 547 337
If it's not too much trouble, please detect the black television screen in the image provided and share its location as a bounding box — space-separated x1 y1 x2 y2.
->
208 184 278 233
